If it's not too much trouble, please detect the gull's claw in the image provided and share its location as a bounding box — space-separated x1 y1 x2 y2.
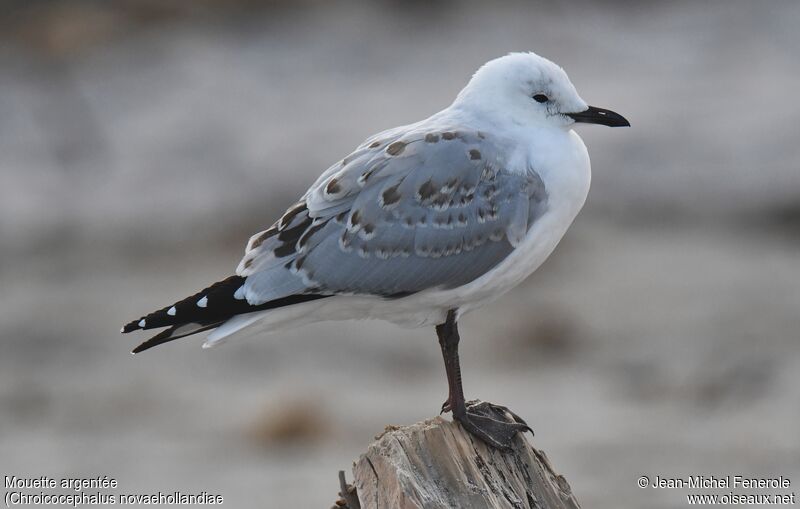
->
448 400 533 450
440 399 452 414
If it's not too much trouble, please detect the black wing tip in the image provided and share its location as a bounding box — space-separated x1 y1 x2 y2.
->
130 321 226 354
130 326 178 354
131 342 153 354
131 342 155 354
121 320 142 334
123 275 247 336
123 276 330 353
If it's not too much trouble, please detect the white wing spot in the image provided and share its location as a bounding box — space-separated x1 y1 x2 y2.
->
138 319 146 328
197 296 208 308
167 306 177 316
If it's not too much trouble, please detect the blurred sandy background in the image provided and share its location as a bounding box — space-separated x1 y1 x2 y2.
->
1 0 798 507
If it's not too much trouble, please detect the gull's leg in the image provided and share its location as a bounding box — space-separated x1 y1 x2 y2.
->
436 310 531 450
436 310 464 416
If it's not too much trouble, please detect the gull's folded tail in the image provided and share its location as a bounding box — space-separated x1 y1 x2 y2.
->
121 276 327 353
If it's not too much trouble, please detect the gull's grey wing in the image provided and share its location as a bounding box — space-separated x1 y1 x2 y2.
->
237 127 548 304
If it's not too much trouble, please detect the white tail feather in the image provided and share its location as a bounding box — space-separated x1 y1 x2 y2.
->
203 298 333 348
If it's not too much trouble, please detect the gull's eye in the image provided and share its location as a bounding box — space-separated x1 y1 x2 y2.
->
532 94 549 103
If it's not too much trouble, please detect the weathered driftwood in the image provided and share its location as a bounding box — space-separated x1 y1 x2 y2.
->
332 408 580 509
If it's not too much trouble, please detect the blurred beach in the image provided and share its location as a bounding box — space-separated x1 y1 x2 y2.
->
1 1 798 507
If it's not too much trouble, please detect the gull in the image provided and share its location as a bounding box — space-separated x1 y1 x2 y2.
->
122 52 629 449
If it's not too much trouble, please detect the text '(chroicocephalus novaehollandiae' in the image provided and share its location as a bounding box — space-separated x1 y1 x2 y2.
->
122 52 629 449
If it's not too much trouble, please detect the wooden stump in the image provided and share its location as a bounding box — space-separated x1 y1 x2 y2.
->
332 409 580 509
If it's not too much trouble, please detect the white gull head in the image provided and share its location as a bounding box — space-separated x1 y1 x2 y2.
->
452 52 629 130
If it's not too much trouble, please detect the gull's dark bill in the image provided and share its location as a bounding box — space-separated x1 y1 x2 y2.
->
567 105 630 127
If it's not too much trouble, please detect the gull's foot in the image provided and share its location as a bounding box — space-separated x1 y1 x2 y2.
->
451 400 533 450
467 400 532 430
